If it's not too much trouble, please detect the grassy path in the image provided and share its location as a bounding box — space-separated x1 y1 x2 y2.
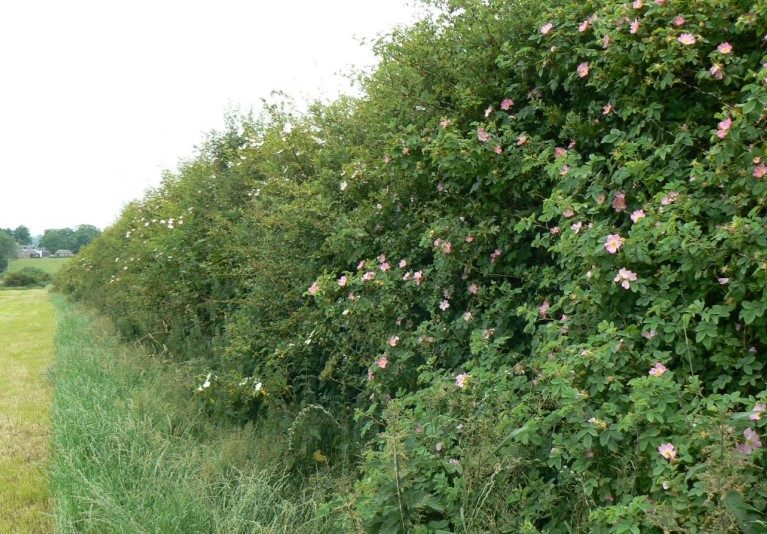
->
0 289 54 532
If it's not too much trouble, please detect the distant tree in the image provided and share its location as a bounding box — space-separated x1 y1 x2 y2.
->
0 230 16 272
12 225 32 244
72 225 101 253
40 225 101 254
41 228 75 253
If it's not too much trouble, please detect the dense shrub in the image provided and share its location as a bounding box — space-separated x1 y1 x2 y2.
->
57 0 767 530
4 267 53 288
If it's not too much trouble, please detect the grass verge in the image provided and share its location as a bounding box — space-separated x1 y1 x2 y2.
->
0 288 54 533
51 297 340 533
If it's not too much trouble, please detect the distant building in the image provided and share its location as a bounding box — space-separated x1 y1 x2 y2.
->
55 249 74 257
17 245 42 258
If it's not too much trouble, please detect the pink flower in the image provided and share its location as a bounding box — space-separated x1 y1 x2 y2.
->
752 164 767 178
614 268 638 289
630 209 646 223
633 0 643 8
577 62 590 78
413 271 424 285
655 0 667 4
338 275 348 287
539 300 550 318
602 34 611 48
736 428 762 454
571 221 583 234
630 19 640 34
490 249 502 263
560 165 570 175
388 336 400 347
465 235 474 243
658 442 677 461
500 98 514 110
554 147 567 158
678 33 696 45
477 127 491 142
308 282 319 295
718 277 729 285
710 64 724 80
455 372 470 388
397 259 407 269
649 362 667 376
462 311 473 322
750 403 766 421
612 192 627 212
433 238 442 248
660 191 678 205
579 19 591 33
439 299 450 311
717 42 733 54
468 283 478 295
442 242 453 254
484 106 494 118
440 118 452 128
563 208 575 218
376 355 389 369
603 102 614 115
642 330 657 340
540 22 553 35
348 292 357 301
380 262 390 272
437 181 445 192
516 134 529 146
357 260 365 270
550 226 560 235
672 16 685 27
362 271 376 282
493 145 503 155
604 234 624 254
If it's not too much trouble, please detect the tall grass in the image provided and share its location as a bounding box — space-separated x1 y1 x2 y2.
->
50 296 340 533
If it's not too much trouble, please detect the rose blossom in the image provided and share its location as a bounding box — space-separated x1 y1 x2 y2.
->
477 127 491 142
612 192 627 212
750 403 766 421
388 336 400 347
338 275 348 287
649 362 667 376
630 209 645 223
500 98 514 110
604 234 624 254
577 62 590 78
753 164 767 178
614 268 638 289
717 42 733 54
455 373 470 388
376 355 389 369
540 22 553 35
539 300 550 318
678 33 696 45
658 442 677 461
308 282 319 295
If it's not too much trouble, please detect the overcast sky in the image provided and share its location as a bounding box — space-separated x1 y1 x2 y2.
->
0 0 421 236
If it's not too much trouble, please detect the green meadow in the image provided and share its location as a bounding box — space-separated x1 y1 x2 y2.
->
8 257 71 276
0 289 55 532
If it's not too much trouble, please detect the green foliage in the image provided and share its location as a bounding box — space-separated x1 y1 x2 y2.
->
2 267 52 288
57 0 767 530
40 224 101 253
0 229 15 272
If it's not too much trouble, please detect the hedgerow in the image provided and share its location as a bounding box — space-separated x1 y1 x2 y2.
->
57 0 767 531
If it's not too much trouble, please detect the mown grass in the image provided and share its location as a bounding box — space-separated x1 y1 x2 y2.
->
9 257 71 275
51 296 340 533
0 288 54 533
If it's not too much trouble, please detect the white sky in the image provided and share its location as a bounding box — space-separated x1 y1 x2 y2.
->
0 0 421 236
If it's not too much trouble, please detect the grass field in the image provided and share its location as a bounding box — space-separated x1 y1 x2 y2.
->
0 289 54 532
51 297 336 533
8 257 71 275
